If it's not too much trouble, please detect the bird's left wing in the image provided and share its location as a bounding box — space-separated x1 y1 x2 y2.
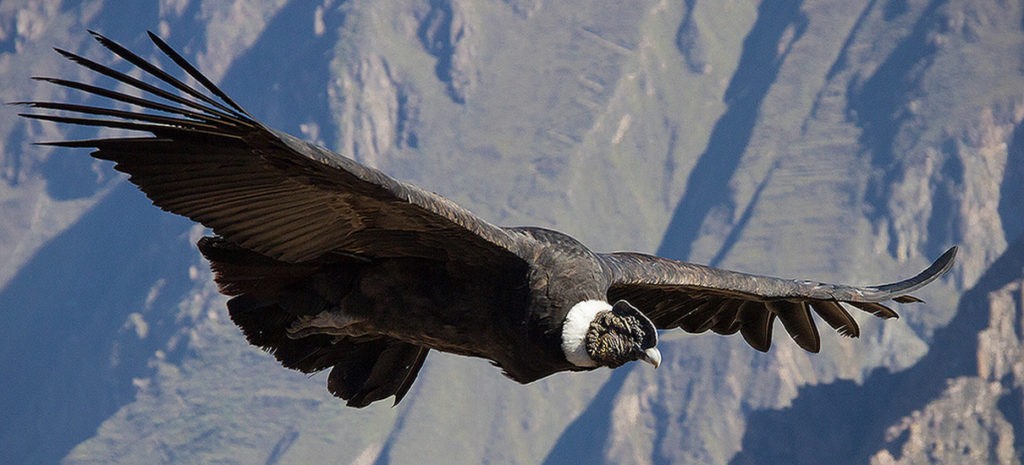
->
599 247 957 353
17 31 523 265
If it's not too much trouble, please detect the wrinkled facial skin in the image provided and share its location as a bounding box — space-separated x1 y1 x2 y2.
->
584 312 652 368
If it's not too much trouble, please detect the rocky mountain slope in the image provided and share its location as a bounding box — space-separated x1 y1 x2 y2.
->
0 0 1021 464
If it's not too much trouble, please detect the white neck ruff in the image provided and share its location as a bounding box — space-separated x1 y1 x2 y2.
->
561 300 612 367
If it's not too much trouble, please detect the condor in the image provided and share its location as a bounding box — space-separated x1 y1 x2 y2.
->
18 32 956 407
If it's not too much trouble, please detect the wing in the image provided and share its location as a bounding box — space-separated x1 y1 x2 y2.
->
600 247 957 353
17 31 523 265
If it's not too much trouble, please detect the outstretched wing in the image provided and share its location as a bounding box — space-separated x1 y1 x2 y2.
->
18 31 531 407
600 247 957 353
17 31 523 265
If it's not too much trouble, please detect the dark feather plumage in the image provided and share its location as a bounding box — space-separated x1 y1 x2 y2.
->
18 31 957 407
603 246 956 352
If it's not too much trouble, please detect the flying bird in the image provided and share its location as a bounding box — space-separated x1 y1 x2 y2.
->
18 32 957 408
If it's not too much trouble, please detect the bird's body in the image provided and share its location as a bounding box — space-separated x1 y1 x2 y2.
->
19 31 957 408
200 224 622 395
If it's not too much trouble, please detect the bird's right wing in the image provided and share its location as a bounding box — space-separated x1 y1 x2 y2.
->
600 247 957 353
18 31 524 266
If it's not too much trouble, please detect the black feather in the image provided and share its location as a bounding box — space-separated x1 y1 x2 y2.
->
28 76 241 124
771 301 821 353
89 30 248 118
50 46 241 123
16 101 222 131
144 30 250 115
810 300 860 338
739 302 775 352
848 301 899 319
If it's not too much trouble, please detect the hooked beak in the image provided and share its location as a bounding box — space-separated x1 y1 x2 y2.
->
641 347 662 369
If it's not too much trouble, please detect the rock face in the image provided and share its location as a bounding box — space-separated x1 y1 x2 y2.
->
866 237 1024 465
0 1 1021 464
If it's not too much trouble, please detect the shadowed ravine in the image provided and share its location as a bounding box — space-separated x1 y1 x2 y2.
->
543 370 632 465
218 1 344 146
657 0 807 262
0 184 194 464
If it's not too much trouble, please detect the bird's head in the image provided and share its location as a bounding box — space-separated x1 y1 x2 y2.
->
561 300 661 370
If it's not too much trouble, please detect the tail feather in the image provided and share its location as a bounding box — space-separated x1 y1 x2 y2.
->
199 236 429 407
226 294 337 372
327 341 430 407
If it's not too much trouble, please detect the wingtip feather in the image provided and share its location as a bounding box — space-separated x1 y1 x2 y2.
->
738 303 775 352
772 301 821 353
849 301 899 319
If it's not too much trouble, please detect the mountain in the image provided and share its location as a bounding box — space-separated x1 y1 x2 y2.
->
0 0 1020 464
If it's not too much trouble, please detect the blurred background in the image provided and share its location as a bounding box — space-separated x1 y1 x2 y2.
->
0 0 1021 463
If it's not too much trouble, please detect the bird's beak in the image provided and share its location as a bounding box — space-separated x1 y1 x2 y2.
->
641 347 662 369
